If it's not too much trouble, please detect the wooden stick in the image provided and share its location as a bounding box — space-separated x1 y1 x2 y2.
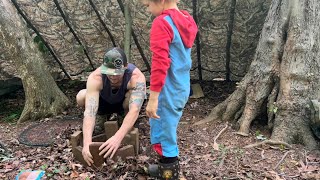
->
124 3 132 62
214 123 228 143
243 140 292 149
212 123 228 150
274 150 293 170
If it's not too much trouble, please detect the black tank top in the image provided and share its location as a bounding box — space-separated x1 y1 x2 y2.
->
100 63 136 104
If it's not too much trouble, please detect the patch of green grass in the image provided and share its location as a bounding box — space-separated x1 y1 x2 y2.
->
0 105 23 123
3 113 19 123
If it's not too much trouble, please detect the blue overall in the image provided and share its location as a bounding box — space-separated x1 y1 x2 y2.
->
149 16 192 157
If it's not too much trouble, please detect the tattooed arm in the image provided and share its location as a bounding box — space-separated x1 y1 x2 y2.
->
82 70 103 166
99 68 146 158
120 68 146 132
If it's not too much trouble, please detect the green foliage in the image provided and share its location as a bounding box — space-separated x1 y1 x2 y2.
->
255 130 267 140
1 108 22 123
53 168 60 174
76 45 85 54
40 164 48 171
268 103 278 114
39 164 68 178
38 41 48 53
213 144 228 164
33 35 49 54
219 144 227 152
232 147 244 156
3 113 19 123
33 35 41 43
255 130 261 136
84 66 93 72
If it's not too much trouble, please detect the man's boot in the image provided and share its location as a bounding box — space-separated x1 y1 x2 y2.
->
148 160 180 180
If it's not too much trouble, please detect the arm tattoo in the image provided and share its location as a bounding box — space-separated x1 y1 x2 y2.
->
129 82 146 110
84 97 98 118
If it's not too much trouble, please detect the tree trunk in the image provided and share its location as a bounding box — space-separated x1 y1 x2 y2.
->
0 0 71 123
197 0 320 149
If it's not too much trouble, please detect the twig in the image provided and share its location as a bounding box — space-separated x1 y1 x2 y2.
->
261 149 265 159
88 0 116 47
283 174 300 178
214 123 228 143
304 150 308 166
212 123 228 150
116 0 151 73
53 0 95 69
274 150 293 170
124 3 132 62
89 165 109 177
243 140 292 149
254 149 266 163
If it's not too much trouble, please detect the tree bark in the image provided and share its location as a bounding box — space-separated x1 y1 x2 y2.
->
196 0 320 149
124 2 132 62
0 0 71 123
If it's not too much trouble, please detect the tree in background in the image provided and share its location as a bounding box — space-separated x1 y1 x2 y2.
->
197 0 320 149
0 0 71 123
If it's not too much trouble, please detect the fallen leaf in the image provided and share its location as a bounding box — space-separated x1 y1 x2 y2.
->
118 172 128 180
267 171 284 180
70 170 79 178
137 155 149 162
0 165 13 173
71 163 82 170
305 165 319 172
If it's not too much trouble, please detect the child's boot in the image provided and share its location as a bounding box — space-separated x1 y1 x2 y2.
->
158 160 180 180
148 159 180 180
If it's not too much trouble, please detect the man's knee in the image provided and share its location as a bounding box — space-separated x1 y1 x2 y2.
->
76 89 86 107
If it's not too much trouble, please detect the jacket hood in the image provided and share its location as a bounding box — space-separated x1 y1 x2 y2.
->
162 9 198 48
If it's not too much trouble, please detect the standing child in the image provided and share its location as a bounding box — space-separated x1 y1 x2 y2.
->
143 0 198 179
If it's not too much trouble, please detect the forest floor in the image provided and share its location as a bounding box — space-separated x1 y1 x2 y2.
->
0 80 319 180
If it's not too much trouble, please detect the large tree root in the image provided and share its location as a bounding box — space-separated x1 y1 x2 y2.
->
194 85 246 126
243 140 292 149
195 74 274 137
195 0 320 150
18 91 70 123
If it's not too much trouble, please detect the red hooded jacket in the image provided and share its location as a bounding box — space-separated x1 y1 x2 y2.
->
150 9 198 92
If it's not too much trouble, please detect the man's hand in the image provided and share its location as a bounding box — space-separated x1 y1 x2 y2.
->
82 145 94 166
146 98 160 119
98 135 122 159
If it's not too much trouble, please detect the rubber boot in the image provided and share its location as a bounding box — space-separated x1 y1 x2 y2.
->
148 160 180 180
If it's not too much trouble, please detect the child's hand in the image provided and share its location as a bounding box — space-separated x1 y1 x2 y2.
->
146 98 160 119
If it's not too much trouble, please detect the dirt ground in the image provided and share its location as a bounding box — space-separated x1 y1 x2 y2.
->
0 80 319 180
